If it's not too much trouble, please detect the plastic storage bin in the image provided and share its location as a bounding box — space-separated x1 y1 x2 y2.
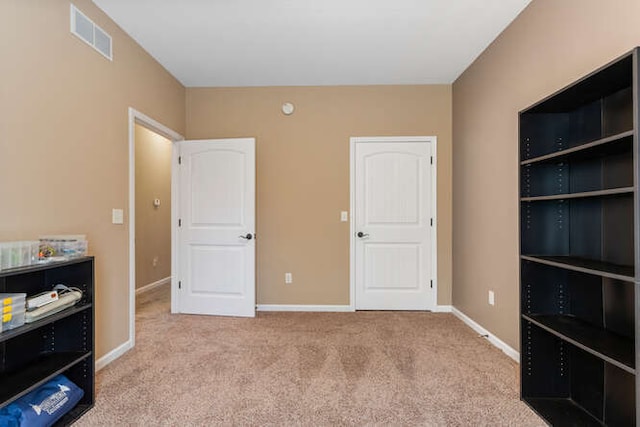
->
0 243 10 270
0 294 26 332
2 310 25 331
0 293 26 308
0 242 38 270
2 300 26 315
39 235 88 258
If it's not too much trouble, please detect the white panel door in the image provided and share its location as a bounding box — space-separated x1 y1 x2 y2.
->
354 140 434 310
177 138 255 317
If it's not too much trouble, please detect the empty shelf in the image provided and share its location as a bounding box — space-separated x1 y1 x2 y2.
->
521 256 634 282
521 130 633 165
523 314 634 374
521 187 634 202
524 398 604 427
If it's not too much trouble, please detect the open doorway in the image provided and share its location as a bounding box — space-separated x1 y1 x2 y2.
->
134 124 172 313
128 108 183 349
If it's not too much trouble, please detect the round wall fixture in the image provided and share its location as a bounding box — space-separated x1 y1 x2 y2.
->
281 102 295 115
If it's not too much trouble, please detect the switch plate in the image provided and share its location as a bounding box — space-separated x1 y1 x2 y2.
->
153 198 161 207
112 209 124 225
285 273 292 284
340 211 348 222
488 290 495 306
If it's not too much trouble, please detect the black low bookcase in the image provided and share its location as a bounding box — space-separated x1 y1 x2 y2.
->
0 257 95 425
520 48 639 426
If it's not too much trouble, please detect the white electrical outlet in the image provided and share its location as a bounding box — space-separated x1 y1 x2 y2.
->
488 290 495 306
285 273 292 284
152 256 158 267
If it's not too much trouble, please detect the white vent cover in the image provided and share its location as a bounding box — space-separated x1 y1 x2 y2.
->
70 4 112 60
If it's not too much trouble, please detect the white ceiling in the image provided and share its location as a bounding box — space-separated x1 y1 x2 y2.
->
92 0 531 87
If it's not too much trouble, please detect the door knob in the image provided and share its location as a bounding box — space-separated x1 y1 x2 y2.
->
239 233 253 240
357 232 369 238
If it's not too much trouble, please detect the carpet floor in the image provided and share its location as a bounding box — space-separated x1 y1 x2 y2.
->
75 284 544 426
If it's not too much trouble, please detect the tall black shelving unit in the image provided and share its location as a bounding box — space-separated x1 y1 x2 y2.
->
520 48 639 426
0 257 95 425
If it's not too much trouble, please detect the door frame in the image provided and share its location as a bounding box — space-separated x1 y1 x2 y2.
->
349 136 438 311
128 108 183 350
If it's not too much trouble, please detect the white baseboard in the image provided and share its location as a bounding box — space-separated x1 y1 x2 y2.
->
452 307 520 363
257 304 451 313
95 339 133 372
136 276 171 295
256 304 354 312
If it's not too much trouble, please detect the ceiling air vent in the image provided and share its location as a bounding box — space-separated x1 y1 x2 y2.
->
70 4 112 60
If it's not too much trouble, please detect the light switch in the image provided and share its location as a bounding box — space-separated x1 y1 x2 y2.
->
153 198 161 207
112 209 124 225
340 211 349 222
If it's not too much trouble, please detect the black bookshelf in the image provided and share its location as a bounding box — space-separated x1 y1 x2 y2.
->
0 257 95 424
520 48 639 426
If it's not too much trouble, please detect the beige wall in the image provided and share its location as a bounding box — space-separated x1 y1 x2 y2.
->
186 86 452 306
0 1 185 359
135 125 172 289
452 0 640 350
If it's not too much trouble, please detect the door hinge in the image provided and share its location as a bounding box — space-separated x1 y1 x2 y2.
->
178 156 182 165
430 218 433 226
178 281 182 289
178 219 182 227
430 156 433 165
430 280 433 289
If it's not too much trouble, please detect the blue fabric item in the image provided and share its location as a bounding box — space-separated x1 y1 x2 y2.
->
0 374 84 427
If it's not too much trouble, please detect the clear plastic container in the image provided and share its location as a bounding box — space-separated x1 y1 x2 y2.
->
27 241 39 264
0 293 26 308
74 240 88 257
19 241 38 266
1 243 12 269
2 309 25 330
0 242 38 269
10 243 22 268
2 300 26 314
39 236 88 259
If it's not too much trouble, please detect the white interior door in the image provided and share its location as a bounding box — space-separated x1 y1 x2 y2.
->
353 138 435 310
177 138 255 317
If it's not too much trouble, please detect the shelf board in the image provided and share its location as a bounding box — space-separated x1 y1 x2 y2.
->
524 398 604 427
0 303 92 344
0 351 91 407
520 130 634 165
521 186 634 202
0 256 94 278
53 402 94 426
523 314 635 374
521 51 632 114
521 255 634 282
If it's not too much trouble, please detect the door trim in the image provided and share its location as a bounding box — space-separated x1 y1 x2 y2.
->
128 108 183 351
349 136 438 311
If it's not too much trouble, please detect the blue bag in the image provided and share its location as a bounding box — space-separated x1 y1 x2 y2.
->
0 375 84 427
